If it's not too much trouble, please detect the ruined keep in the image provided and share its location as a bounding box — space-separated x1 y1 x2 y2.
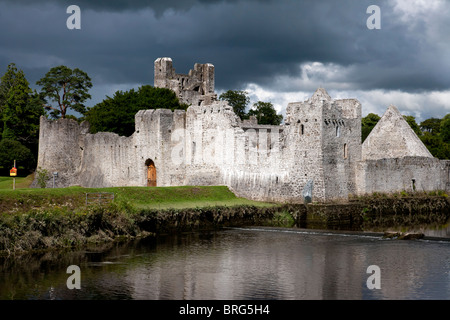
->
34 58 450 202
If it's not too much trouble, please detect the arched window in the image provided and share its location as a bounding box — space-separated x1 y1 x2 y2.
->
344 143 348 159
336 125 340 137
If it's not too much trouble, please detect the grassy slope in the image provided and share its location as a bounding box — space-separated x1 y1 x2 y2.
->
0 175 285 254
0 175 274 212
0 174 35 189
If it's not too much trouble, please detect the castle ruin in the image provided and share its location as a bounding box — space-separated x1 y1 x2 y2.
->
34 58 450 202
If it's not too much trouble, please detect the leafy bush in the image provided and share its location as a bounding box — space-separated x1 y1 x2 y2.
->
35 167 50 188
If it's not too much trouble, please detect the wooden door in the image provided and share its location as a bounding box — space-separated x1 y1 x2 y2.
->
147 163 157 187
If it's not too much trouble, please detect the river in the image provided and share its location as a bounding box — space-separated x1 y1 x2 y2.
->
0 226 449 300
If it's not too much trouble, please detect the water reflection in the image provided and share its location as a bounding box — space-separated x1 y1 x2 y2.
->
0 228 449 300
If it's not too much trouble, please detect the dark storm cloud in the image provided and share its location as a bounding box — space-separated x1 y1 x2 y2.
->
1 0 273 15
0 0 449 111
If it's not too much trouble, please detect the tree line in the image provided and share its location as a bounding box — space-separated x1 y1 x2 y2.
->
0 63 448 175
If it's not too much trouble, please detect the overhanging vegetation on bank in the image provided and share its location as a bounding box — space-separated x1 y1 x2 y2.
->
0 202 295 255
0 185 281 255
0 185 449 255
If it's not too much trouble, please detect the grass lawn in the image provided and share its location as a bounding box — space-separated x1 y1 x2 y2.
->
0 175 275 211
0 174 35 190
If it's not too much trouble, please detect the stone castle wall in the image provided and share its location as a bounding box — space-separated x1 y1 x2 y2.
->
33 117 88 188
356 157 450 195
35 108 188 189
33 57 449 203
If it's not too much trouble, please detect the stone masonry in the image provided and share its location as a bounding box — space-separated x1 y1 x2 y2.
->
33 58 450 202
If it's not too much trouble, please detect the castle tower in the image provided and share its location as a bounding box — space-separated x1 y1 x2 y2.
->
154 57 174 88
154 57 217 106
285 88 362 201
320 89 362 200
284 89 330 201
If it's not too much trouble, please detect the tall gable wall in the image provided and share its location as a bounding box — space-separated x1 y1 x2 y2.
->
356 105 448 196
362 105 433 160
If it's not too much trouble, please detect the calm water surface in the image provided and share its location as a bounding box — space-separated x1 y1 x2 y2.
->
0 227 449 300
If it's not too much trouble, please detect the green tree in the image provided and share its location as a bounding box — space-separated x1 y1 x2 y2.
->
219 90 250 120
361 113 380 142
420 131 449 160
0 139 35 173
440 114 450 144
85 85 188 137
418 114 450 160
0 63 44 156
36 65 92 118
1 64 30 139
420 118 441 134
403 115 422 137
247 101 283 125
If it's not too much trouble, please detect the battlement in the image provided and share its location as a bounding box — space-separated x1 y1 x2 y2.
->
154 57 217 106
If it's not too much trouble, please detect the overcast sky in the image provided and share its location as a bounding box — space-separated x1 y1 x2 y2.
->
1 0 449 121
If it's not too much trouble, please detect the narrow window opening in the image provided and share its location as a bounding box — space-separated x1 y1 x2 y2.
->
336 126 340 137
344 143 348 159
300 124 304 135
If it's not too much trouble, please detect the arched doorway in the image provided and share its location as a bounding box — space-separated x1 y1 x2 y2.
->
145 159 157 187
